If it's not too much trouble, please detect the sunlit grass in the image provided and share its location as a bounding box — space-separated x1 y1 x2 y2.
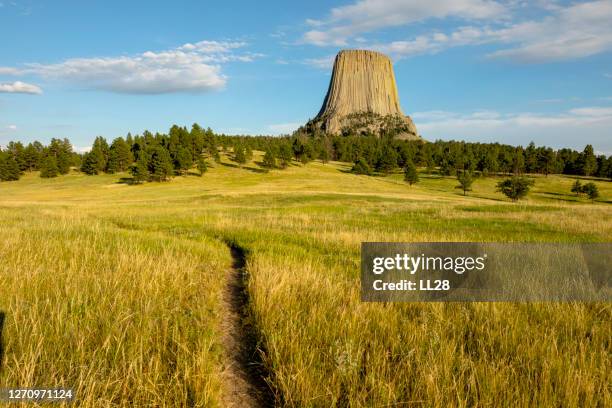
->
0 154 610 406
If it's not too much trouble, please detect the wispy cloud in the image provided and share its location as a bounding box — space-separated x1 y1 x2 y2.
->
303 0 612 63
268 122 301 135
6 124 17 130
486 1 612 62
0 40 261 94
0 81 42 94
303 55 336 69
75 146 91 153
302 0 505 46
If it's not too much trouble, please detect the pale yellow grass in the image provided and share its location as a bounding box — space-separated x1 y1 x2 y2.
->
0 156 610 406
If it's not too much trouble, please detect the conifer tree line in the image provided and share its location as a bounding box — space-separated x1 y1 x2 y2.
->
2 124 611 182
0 124 218 182
0 138 77 181
222 134 612 179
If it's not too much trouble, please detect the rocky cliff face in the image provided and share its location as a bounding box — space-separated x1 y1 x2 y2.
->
308 50 420 140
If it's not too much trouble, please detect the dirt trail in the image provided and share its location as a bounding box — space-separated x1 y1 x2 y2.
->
220 244 275 407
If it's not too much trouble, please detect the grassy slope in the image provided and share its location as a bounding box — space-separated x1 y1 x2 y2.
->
0 154 610 407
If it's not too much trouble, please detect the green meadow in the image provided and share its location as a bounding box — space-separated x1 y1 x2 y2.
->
0 153 610 407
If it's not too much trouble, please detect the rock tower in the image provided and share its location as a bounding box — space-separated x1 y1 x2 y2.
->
306 50 419 140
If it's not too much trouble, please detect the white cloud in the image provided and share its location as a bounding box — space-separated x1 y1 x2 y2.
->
268 123 301 135
0 40 260 94
414 106 612 151
75 146 91 153
303 0 506 46
0 67 20 75
304 55 336 69
569 106 612 117
304 0 612 64
0 81 42 94
371 25 494 58
487 1 612 62
6 124 17 130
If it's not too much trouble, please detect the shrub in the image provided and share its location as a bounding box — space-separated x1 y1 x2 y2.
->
496 176 534 202
403 160 419 186
581 182 600 202
352 158 372 175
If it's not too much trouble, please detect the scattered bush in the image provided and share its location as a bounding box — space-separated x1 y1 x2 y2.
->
403 160 419 185
352 158 372 175
497 176 535 202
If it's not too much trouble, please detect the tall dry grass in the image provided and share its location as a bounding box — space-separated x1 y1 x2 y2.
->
0 206 230 406
0 158 610 406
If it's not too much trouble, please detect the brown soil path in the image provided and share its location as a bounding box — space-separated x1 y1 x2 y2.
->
220 244 275 407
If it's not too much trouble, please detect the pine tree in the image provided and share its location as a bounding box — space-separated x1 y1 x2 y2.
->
59 138 73 174
292 138 305 161
47 138 72 175
439 157 455 176
190 123 205 159
174 146 193 175
525 142 538 173
581 182 599 202
234 144 246 167
6 141 26 172
262 148 276 169
210 145 221 163
537 148 555 176
91 136 110 173
0 153 21 181
245 145 253 162
571 180 582 196
23 143 41 171
131 155 149 184
197 157 207 176
80 152 99 175
279 143 293 168
456 170 474 195
479 150 499 176
352 158 372 175
376 143 398 174
0 153 6 181
40 156 59 178
149 146 173 181
109 137 133 172
512 147 525 175
319 144 330 163
301 143 314 165
579 145 597 176
106 149 119 174
403 160 419 186
496 176 534 202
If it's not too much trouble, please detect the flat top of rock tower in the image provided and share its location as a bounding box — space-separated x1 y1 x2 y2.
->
336 49 390 59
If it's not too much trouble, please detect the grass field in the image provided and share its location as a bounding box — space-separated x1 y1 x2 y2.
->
0 153 610 407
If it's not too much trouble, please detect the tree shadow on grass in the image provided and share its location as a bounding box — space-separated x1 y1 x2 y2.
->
220 162 239 169
544 191 578 199
183 171 205 177
115 177 136 185
0 311 5 372
222 162 268 174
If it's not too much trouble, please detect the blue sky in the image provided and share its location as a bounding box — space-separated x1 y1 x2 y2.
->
1 0 611 153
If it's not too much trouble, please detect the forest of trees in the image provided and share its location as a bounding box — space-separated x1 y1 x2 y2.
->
1 123 611 184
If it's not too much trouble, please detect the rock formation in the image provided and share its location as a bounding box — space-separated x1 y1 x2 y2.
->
304 50 420 140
